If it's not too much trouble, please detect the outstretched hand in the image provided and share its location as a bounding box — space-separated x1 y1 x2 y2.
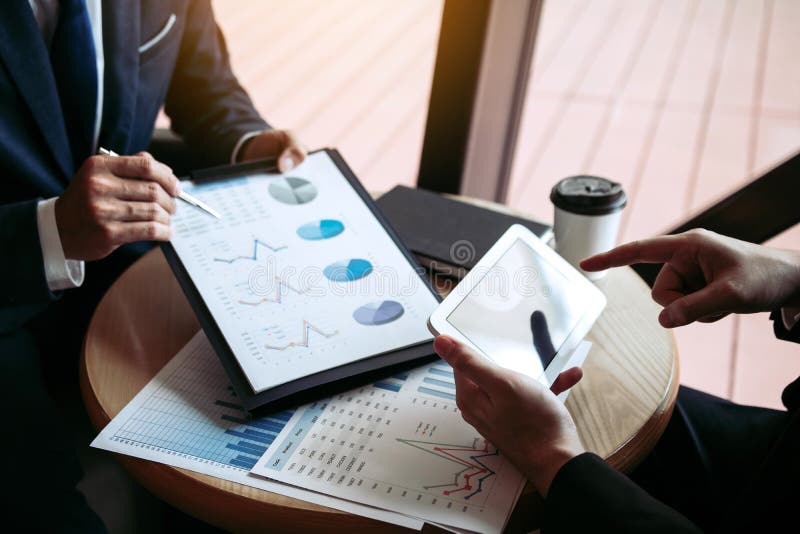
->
581 229 800 328
433 335 584 496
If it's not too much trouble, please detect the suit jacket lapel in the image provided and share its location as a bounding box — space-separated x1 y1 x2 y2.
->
100 0 139 154
0 0 74 179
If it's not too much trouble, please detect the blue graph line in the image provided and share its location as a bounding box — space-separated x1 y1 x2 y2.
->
213 238 287 263
397 439 499 500
464 449 500 500
427 367 453 378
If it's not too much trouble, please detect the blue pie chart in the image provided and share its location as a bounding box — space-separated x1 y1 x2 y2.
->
323 259 373 282
353 300 405 326
297 219 345 240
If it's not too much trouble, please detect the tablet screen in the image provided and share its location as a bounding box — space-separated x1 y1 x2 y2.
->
446 238 588 379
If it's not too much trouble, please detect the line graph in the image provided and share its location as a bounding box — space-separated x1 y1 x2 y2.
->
213 238 287 263
253 358 526 532
264 320 338 350
238 276 309 306
396 438 499 500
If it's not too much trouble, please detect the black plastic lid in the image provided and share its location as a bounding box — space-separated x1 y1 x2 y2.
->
550 175 627 215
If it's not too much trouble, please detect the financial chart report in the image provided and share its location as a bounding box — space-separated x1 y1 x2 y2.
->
169 152 439 393
252 359 525 533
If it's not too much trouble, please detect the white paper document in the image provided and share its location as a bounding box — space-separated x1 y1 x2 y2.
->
90 332 424 530
169 151 439 393
250 358 527 533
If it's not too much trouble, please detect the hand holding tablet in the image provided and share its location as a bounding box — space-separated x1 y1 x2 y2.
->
428 224 606 386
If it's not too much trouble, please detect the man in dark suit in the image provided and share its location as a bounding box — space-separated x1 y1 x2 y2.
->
434 229 800 533
1 1 305 530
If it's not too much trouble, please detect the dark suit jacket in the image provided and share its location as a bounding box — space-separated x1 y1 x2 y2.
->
543 315 800 533
0 0 267 331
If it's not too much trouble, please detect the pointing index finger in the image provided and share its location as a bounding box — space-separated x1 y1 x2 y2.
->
580 235 684 271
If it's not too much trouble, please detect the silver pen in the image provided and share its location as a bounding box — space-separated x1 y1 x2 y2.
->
99 147 221 219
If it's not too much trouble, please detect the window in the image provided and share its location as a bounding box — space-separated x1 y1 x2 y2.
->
212 0 444 192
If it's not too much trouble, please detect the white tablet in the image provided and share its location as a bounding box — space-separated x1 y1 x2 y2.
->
428 224 606 386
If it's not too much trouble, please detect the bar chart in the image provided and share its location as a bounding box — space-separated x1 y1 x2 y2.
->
91 333 426 529
100 337 295 471
416 360 456 401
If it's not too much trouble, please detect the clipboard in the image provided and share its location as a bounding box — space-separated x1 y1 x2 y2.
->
161 149 441 412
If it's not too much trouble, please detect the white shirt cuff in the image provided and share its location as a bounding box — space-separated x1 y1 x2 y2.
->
230 130 268 164
781 307 800 331
36 198 85 291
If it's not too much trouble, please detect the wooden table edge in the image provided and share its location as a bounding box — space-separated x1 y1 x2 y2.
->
78 246 680 531
605 333 680 472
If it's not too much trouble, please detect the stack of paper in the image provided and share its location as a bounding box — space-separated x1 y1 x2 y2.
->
93 331 545 532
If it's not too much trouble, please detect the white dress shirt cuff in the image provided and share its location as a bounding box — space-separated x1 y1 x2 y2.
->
36 198 85 291
230 130 268 164
781 307 800 331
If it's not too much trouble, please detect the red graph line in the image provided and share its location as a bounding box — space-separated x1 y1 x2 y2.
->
432 442 491 495
239 277 306 306
264 320 338 351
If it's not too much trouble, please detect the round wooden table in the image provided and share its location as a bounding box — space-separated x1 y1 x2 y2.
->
81 215 678 533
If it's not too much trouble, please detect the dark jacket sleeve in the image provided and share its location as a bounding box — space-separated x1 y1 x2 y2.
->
0 199 57 333
770 309 800 344
543 453 702 534
163 0 269 167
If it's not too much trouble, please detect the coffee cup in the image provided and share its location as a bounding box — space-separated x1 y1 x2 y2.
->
550 175 627 280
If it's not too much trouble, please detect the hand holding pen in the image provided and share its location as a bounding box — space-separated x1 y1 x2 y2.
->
99 148 220 219
54 150 216 261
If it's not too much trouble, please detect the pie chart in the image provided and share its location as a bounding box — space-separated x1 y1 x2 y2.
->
269 177 317 204
323 259 373 282
297 219 345 240
353 300 405 326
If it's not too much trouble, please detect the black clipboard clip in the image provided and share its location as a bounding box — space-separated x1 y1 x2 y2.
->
188 157 280 184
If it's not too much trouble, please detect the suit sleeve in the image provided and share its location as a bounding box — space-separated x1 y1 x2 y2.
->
163 0 269 167
770 310 800 343
542 453 702 534
0 200 58 332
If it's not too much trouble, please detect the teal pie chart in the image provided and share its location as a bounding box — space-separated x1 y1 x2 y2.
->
297 219 345 240
353 300 404 326
323 259 373 282
269 177 318 204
